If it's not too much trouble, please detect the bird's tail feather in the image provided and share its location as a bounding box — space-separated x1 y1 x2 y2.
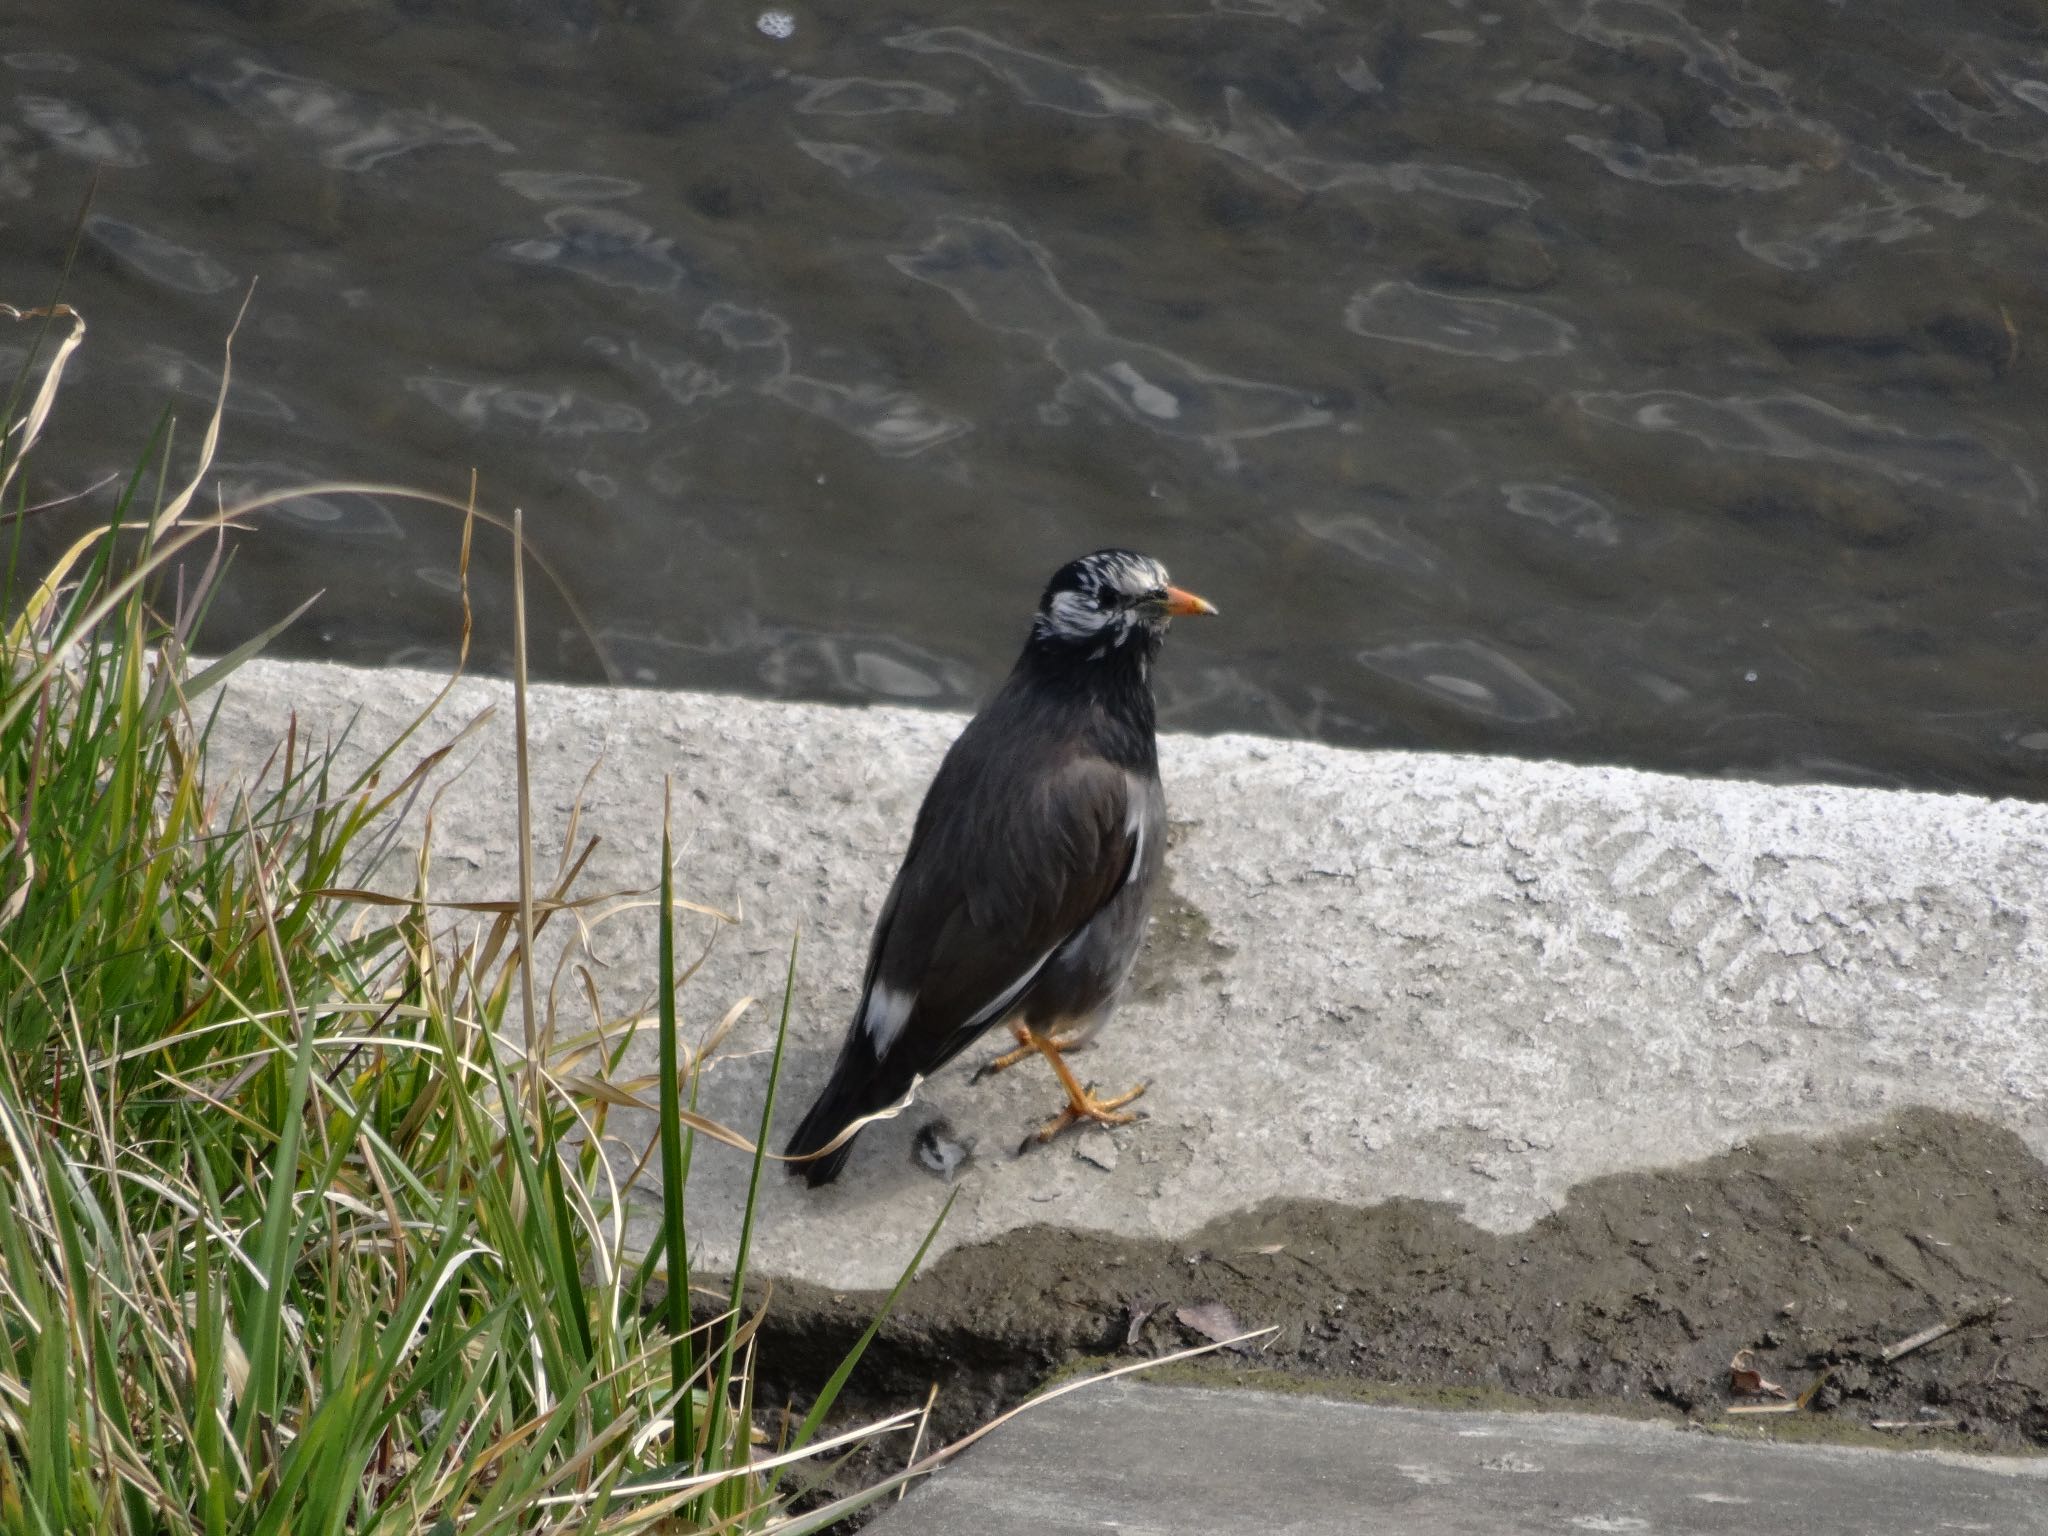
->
782 1090 859 1187
782 1040 888 1187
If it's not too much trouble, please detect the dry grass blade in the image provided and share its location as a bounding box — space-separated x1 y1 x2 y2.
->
305 885 636 916
897 1382 940 1501
0 301 86 503
1881 1296 2011 1364
511 504 544 1121
537 1411 922 1513
215 477 615 682
774 1076 927 1168
2 302 91 646
147 281 253 541
4 285 245 655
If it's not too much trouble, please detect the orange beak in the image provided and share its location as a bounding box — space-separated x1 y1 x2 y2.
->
1163 585 1218 618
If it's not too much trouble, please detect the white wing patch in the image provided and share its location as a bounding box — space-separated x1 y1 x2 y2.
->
1120 773 1149 892
861 982 917 1058
963 944 1057 1033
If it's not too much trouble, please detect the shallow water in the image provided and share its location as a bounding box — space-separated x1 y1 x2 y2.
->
3 0 2046 795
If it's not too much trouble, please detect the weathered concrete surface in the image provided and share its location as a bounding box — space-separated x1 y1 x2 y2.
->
208 659 2048 1290
870 1383 2048 1536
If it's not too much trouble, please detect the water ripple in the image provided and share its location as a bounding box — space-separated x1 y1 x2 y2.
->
215 462 403 541
1296 510 1443 579
1576 389 2036 516
767 374 971 456
1501 482 1620 546
1345 282 1576 361
890 26 1196 126
754 627 976 701
84 216 235 294
191 55 513 171
4 52 79 73
695 301 970 457
1556 0 1795 125
1565 135 1801 192
1915 76 2048 165
791 76 957 116
495 206 688 293
888 27 1534 208
17 95 145 166
1357 638 1573 724
1555 1 1985 269
0 128 35 200
588 334 730 408
138 344 294 420
1735 148 1985 271
498 169 642 201
794 139 881 177
407 376 651 437
1178 0 1325 22
1495 79 1604 112
892 215 1331 462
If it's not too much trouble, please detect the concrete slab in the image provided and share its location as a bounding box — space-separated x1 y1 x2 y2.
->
869 1382 2048 1536
206 659 2048 1290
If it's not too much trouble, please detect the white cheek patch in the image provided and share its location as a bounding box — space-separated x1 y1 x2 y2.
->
862 982 917 1057
1046 588 1103 639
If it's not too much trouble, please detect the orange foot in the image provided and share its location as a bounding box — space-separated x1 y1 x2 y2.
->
1015 1026 1147 1147
1029 1079 1148 1145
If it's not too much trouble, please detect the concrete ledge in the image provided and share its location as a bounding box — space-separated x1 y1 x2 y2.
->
869 1382 2048 1536
208 659 2048 1291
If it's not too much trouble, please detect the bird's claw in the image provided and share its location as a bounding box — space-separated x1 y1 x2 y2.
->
1017 1079 1150 1151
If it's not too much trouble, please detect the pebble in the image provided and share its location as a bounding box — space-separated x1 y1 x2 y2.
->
1076 1136 1120 1172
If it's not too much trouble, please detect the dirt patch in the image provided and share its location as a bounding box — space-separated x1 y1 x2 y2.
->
752 1108 2048 1514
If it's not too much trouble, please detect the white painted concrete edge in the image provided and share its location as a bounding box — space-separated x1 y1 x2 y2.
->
206 659 2048 1291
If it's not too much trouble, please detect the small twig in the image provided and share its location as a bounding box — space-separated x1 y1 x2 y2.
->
1881 1296 2011 1364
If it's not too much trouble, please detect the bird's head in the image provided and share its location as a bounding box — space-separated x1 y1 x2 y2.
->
1030 549 1217 656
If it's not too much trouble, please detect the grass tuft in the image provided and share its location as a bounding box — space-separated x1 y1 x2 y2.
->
0 301 925 1533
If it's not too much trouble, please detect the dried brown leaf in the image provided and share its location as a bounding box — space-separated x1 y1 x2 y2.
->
1176 1301 1253 1353
1728 1347 1788 1399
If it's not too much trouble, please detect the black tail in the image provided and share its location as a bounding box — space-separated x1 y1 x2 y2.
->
783 1035 894 1188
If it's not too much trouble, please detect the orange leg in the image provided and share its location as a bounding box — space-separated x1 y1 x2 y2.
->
973 1020 1090 1082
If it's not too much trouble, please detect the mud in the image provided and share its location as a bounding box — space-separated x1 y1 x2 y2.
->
749 1108 2048 1516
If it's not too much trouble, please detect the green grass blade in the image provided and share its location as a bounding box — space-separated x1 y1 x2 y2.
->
699 931 798 1518
654 781 695 1465
175 592 323 707
772 1184 956 1496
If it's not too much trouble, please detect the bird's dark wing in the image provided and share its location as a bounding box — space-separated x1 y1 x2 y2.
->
855 743 1141 1073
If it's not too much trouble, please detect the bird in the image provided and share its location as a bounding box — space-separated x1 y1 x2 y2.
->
782 549 1217 1186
